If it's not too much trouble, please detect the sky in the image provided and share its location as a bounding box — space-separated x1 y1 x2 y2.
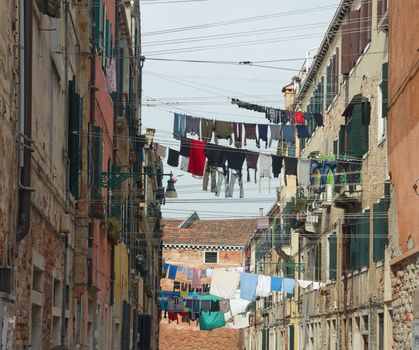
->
140 0 340 220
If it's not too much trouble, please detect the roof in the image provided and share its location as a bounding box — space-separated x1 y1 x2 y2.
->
281 82 295 93
162 218 257 247
295 0 352 103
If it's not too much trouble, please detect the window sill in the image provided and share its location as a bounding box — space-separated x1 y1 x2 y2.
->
377 136 386 147
375 260 384 268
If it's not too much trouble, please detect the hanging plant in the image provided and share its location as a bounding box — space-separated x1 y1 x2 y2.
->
106 216 121 243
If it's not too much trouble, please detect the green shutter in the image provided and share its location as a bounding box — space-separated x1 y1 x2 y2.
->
315 241 322 281
329 234 337 280
373 199 388 262
92 125 103 200
68 79 82 198
350 217 359 270
359 210 370 268
347 104 368 158
319 77 324 114
94 1 103 48
381 62 388 118
326 64 332 109
339 125 346 157
289 325 295 350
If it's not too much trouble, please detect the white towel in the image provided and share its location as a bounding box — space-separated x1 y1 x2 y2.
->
297 280 312 289
312 281 320 290
229 298 251 316
255 275 271 297
209 270 240 299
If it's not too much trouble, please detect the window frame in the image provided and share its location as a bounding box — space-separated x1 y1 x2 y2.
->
203 251 218 264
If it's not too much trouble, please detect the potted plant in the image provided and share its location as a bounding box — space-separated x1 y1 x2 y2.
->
106 216 121 244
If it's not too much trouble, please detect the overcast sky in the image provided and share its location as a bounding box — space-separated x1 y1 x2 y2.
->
140 0 340 220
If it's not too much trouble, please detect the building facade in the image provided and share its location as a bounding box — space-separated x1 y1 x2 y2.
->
246 0 392 349
160 214 257 349
387 1 419 348
0 1 163 349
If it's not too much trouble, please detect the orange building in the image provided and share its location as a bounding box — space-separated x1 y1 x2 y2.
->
388 1 419 348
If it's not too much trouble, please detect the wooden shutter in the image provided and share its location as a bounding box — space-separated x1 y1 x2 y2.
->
359 210 370 268
94 1 103 49
381 63 388 118
326 63 332 109
92 125 103 200
338 125 346 157
68 78 82 198
334 48 340 96
360 0 371 51
373 200 388 262
347 104 368 158
329 234 337 280
315 241 322 282
319 77 324 114
349 10 360 65
341 17 351 74
350 217 359 270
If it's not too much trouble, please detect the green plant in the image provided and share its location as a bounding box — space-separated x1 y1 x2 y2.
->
106 216 121 241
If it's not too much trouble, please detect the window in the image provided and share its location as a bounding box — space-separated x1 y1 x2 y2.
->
32 266 43 293
377 62 388 142
350 211 370 270
373 198 389 262
53 278 61 307
204 251 218 264
378 313 384 350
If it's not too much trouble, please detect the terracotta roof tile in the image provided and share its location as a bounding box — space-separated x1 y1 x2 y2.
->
162 218 256 246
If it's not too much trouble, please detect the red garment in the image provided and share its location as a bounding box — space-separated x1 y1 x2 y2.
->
192 268 202 289
295 111 304 124
187 139 206 176
168 312 178 322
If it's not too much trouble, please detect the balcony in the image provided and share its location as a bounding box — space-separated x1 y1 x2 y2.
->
334 184 362 212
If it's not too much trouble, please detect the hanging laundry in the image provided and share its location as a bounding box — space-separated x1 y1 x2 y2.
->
243 123 257 146
199 310 226 331
283 278 296 295
256 275 271 297
186 267 193 280
312 281 320 290
295 111 305 124
314 113 324 127
187 139 206 176
245 152 259 183
185 115 200 137
210 270 240 299
168 312 179 324
320 161 337 187
180 156 190 172
173 113 187 140
284 157 298 176
229 298 251 316
203 163 217 192
155 143 167 158
289 110 295 124
168 265 178 280
269 124 282 147
298 159 312 186
239 273 258 301
227 169 244 198
259 154 272 178
283 124 295 142
192 268 202 289
167 149 180 167
204 143 226 167
266 108 276 123
201 118 214 142
271 276 283 292
200 270 207 279
280 110 287 124
210 300 220 312
297 280 313 289
219 299 231 313
225 314 250 329
296 125 311 139
214 120 233 145
201 300 211 312
225 149 246 171
163 263 169 273
206 269 213 278
271 155 284 178
303 112 313 121
180 137 190 157
258 124 269 148
232 122 243 148
215 167 229 197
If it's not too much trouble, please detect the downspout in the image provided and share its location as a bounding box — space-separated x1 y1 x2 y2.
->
61 234 68 346
16 0 33 242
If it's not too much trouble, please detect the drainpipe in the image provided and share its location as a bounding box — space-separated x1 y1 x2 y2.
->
16 0 33 242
